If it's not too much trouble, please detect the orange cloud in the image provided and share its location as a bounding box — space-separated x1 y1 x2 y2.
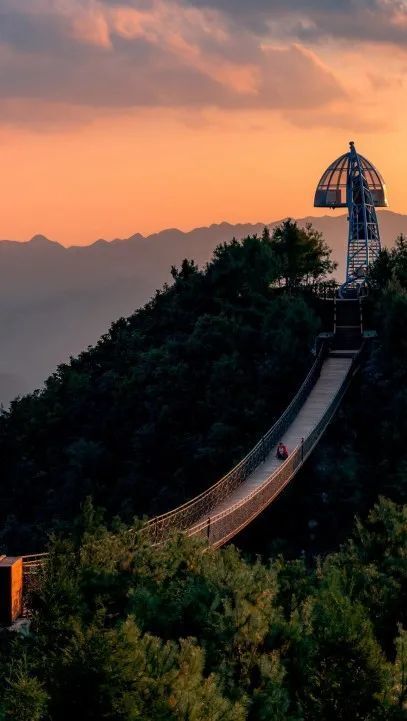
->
106 3 259 94
71 8 112 48
0 0 345 115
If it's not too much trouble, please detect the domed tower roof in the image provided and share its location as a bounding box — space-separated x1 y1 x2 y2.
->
314 150 388 209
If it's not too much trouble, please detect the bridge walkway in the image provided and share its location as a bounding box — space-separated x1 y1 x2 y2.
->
208 355 352 517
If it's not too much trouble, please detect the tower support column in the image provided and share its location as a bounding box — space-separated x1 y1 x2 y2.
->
345 141 382 288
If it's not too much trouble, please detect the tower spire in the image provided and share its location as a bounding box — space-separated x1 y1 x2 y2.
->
345 140 382 289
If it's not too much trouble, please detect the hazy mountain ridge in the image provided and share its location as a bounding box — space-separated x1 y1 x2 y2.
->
0 211 405 405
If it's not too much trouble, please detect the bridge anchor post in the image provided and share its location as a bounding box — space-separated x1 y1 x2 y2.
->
0 556 23 626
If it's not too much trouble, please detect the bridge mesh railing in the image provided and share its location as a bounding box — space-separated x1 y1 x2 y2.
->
142 344 328 545
21 553 48 615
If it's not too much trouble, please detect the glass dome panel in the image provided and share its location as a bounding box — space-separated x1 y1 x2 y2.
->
314 152 388 208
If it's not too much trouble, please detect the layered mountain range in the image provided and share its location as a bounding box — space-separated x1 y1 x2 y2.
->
0 210 405 405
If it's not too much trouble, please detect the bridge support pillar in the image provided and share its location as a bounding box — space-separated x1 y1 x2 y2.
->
0 556 23 625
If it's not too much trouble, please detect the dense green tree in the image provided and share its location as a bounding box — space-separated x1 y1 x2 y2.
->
368 248 395 290
0 498 405 720
368 235 407 291
392 626 407 712
329 498 407 651
270 220 337 290
2 662 48 721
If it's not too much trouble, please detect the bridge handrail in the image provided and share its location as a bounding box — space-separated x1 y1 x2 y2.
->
22 553 48 570
143 343 327 544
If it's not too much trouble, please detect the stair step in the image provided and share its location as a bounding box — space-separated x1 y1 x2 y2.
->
329 350 359 358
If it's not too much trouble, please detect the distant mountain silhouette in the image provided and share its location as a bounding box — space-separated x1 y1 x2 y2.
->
0 210 405 405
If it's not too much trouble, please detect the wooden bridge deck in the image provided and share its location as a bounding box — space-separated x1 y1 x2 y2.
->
199 355 353 519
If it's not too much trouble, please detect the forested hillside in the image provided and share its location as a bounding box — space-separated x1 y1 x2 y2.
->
0 221 333 553
0 224 406 721
0 498 406 720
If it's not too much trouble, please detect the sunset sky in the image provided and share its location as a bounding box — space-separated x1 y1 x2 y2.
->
1 0 406 246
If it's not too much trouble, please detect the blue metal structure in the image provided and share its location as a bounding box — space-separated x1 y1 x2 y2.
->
314 141 388 291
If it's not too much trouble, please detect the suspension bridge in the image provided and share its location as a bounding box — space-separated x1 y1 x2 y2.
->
142 297 365 549
0 141 387 625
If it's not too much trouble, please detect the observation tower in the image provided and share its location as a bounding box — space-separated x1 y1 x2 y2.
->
314 141 388 293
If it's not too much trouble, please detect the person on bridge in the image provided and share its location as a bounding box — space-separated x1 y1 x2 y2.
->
276 442 288 461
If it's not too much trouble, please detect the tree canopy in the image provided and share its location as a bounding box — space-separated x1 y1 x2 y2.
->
0 498 405 720
368 235 407 291
270 220 337 289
